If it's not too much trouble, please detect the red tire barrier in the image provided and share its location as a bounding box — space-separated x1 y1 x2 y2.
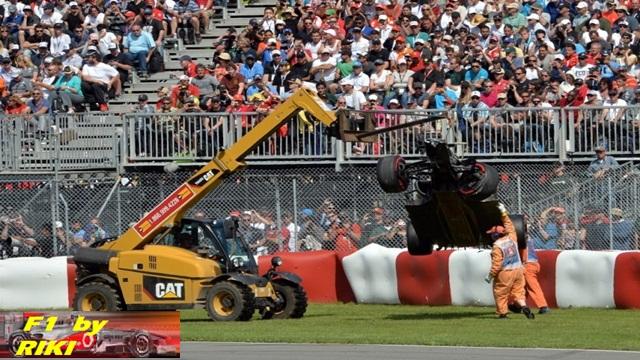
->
396 250 453 305
258 251 355 303
67 257 77 308
613 252 640 309
532 250 560 309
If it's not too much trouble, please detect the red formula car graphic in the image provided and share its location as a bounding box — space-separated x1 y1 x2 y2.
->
3 313 178 358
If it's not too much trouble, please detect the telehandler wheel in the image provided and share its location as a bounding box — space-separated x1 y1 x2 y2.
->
377 155 408 193
206 281 255 321
74 281 123 311
261 282 308 320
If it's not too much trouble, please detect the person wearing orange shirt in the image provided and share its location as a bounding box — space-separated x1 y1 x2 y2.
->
509 233 551 315
563 44 579 70
485 204 535 319
602 0 620 25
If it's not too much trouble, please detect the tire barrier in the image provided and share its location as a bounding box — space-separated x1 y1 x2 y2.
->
258 251 355 303
0 256 74 309
2 247 640 309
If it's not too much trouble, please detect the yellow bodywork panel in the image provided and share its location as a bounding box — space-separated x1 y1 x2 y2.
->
109 245 221 305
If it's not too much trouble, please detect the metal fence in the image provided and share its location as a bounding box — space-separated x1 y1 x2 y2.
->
2 105 640 172
1 162 637 259
0 113 121 172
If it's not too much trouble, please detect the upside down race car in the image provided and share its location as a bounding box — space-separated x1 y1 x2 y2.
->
376 140 526 255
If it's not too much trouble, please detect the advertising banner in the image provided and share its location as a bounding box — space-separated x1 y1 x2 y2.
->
0 311 180 358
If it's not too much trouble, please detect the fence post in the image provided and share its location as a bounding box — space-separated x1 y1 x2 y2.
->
292 177 298 252
116 178 123 234
608 176 613 250
516 175 522 214
274 176 283 251
334 138 343 172
558 108 567 162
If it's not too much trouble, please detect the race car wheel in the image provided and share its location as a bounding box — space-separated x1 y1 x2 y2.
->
458 163 499 201
74 281 123 312
407 221 433 255
509 214 528 250
377 155 408 193
206 281 255 321
261 281 308 320
8 331 28 356
129 331 152 358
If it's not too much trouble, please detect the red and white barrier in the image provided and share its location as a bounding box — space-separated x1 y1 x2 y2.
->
337 245 640 309
0 256 75 309
3 247 640 310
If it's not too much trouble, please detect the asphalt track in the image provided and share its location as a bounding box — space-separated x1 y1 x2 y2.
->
180 342 640 360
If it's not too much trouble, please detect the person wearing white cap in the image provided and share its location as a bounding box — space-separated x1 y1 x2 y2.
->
573 2 591 29
407 20 428 48
582 19 608 44
310 49 337 83
340 77 366 110
462 89 491 153
376 14 394 43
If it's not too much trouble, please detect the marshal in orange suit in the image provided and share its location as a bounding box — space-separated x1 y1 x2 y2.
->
485 204 535 319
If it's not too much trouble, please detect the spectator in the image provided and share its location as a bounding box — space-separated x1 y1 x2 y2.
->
170 74 200 108
80 50 119 111
122 23 155 78
191 63 219 101
49 65 84 113
361 207 388 247
610 208 638 250
173 0 203 43
50 22 70 57
103 43 133 85
588 146 619 178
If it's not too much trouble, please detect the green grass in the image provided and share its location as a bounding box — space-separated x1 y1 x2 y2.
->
180 303 640 350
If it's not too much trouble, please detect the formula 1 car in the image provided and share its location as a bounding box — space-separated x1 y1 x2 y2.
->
7 314 176 358
371 129 526 255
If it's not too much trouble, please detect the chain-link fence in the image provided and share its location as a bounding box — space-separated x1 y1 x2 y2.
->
1 162 638 258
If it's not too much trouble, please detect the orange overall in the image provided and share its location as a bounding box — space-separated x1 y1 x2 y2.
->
489 214 526 316
522 238 548 308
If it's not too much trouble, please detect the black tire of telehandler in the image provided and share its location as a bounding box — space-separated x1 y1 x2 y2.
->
262 282 308 320
377 155 409 193
206 281 256 321
407 221 434 255
459 163 500 201
74 281 124 312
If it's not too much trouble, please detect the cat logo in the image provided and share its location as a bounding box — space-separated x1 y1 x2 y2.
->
143 276 185 300
156 283 184 299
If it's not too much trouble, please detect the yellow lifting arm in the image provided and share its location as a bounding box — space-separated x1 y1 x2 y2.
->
101 89 336 251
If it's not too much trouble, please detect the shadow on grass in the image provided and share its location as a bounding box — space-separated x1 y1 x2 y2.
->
385 312 494 320
181 313 334 323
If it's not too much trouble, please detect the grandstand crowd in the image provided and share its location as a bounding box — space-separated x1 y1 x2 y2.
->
1 0 640 154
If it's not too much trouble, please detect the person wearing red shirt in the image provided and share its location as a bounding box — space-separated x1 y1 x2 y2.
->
170 75 201 107
180 55 198 77
5 96 29 115
563 44 579 70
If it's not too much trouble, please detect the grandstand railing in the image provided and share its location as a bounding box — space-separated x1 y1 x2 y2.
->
1 105 640 172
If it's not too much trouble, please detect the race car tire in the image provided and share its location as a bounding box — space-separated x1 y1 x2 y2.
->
8 331 28 356
407 221 433 255
129 331 152 358
377 155 408 193
206 281 255 321
74 281 123 312
458 163 499 201
261 281 307 320
509 214 527 250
